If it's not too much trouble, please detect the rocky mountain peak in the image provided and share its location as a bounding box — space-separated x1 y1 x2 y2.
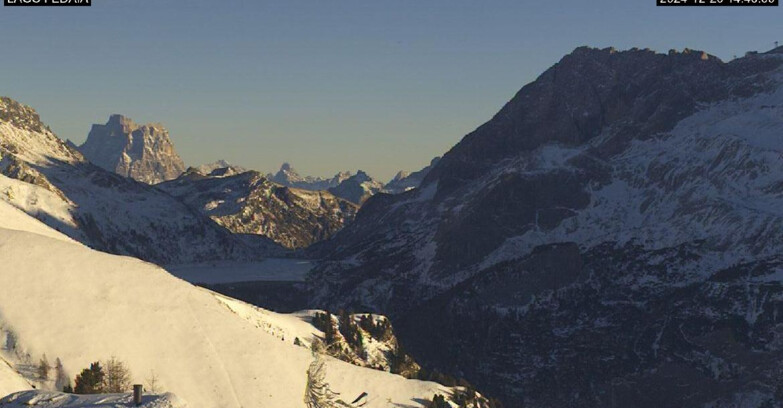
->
327 170 385 205
0 97 49 134
271 163 355 191
78 115 186 184
385 157 441 194
354 170 371 182
106 113 135 129
424 45 782 195
271 162 303 183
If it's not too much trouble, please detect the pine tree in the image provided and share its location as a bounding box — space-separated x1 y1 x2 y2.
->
62 382 73 393
37 354 51 380
74 362 105 394
338 310 362 351
315 312 340 349
4 331 16 351
54 358 68 391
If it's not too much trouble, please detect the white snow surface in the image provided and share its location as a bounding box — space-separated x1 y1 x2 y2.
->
0 391 184 408
0 359 30 398
0 200 451 407
0 189 75 243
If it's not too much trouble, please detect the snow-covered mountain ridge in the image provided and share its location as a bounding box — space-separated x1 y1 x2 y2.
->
269 162 351 191
158 168 358 249
307 46 783 406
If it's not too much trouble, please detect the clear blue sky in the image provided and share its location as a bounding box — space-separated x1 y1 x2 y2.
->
1 0 780 180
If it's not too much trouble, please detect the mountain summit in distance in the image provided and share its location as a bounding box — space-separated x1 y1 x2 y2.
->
385 157 441 194
269 162 352 191
78 114 186 184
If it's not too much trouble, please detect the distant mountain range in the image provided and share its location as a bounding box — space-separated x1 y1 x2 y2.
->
269 161 438 204
158 167 357 249
268 162 351 191
41 115 437 252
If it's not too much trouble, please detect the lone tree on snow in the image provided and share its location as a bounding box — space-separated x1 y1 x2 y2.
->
103 356 132 393
305 341 368 408
304 356 341 408
145 370 161 394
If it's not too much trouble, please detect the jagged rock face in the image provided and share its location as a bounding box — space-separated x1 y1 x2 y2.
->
158 168 358 249
308 47 783 406
0 97 50 134
79 115 185 184
0 99 255 264
385 157 440 194
310 311 421 378
328 170 386 205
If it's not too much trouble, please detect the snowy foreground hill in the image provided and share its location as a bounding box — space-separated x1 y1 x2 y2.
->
0 201 454 407
0 391 185 408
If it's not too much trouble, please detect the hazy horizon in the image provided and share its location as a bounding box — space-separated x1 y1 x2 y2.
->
1 0 781 180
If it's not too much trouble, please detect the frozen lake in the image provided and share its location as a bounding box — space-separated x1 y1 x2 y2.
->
166 258 313 284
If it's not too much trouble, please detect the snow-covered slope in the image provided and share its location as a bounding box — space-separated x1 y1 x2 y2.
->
0 97 253 264
0 180 75 243
0 200 451 408
0 359 31 398
0 391 185 408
